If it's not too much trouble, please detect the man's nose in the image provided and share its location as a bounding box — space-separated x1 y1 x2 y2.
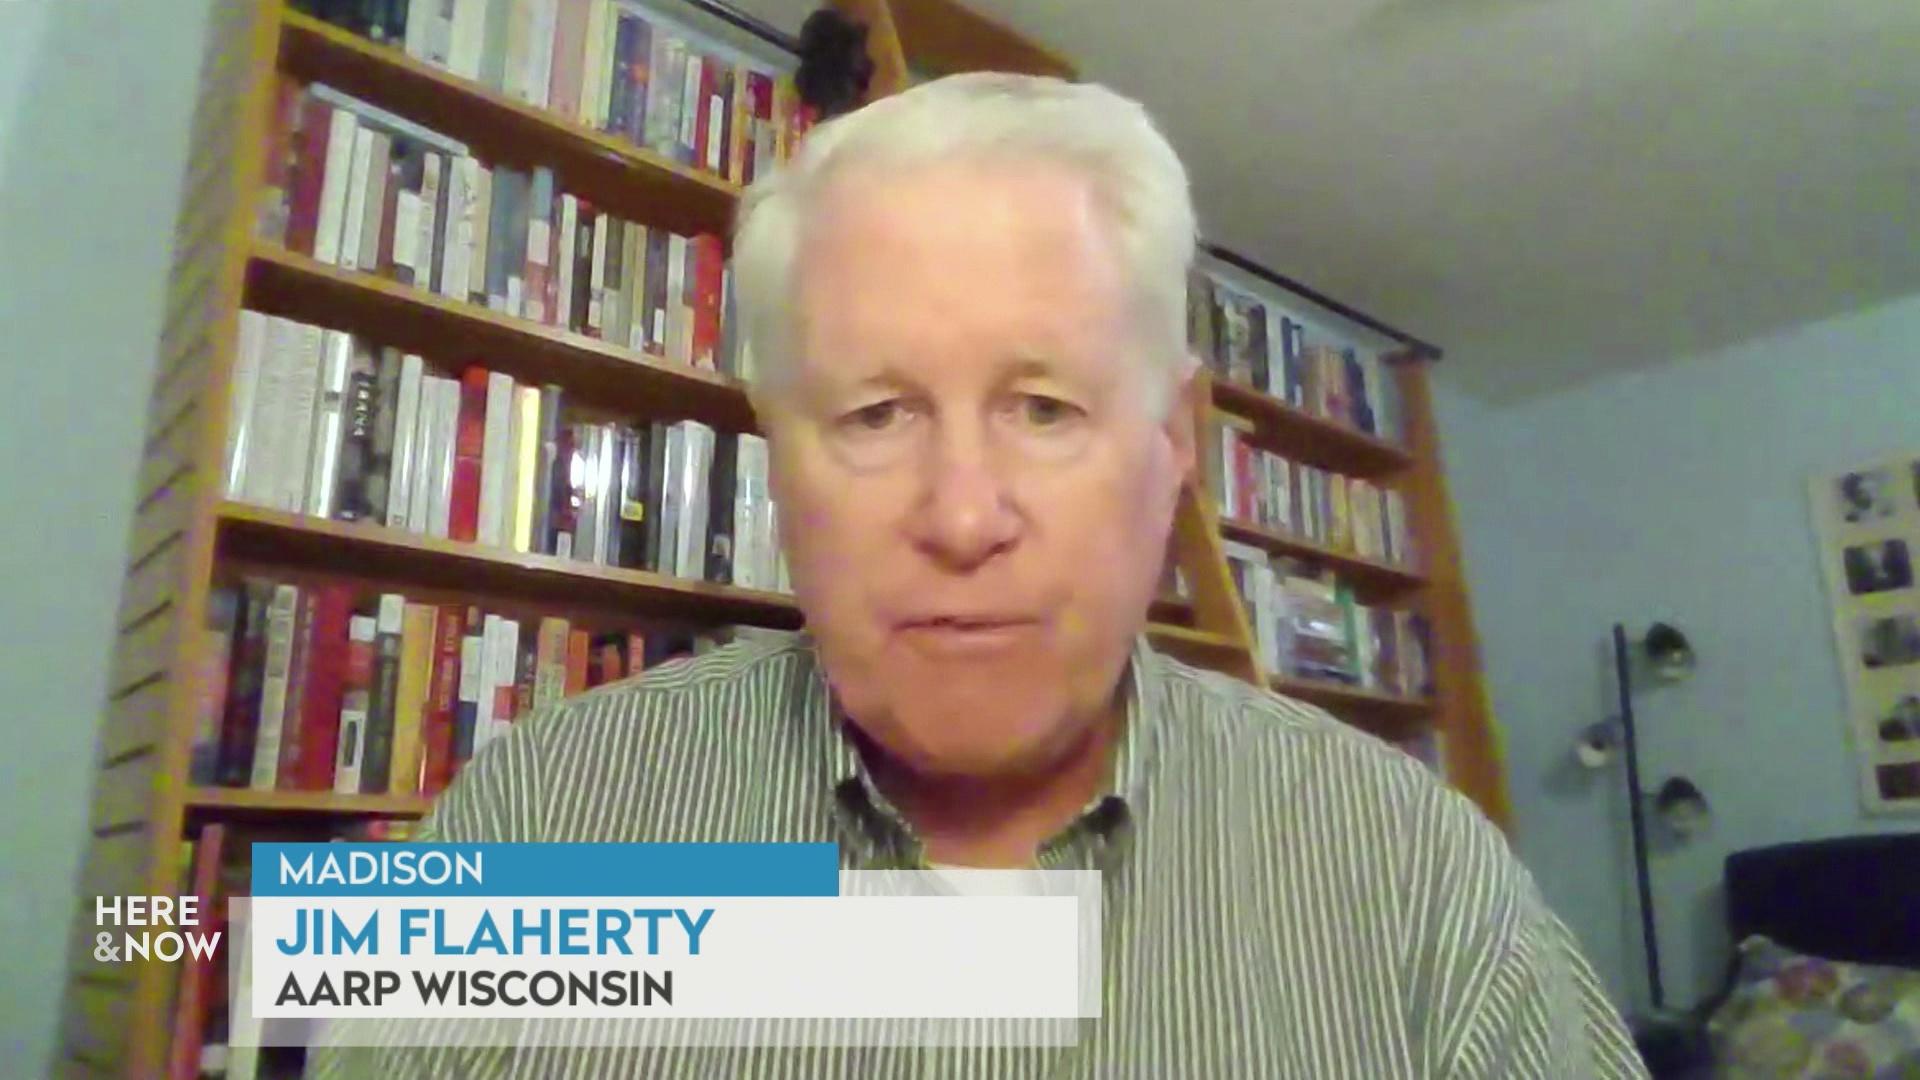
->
905 425 1022 571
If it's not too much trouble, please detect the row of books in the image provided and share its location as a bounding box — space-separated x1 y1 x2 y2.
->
223 313 791 589
260 81 753 377
1213 423 1418 568
189 574 733 796
290 0 815 186
1189 268 1405 443
1225 544 1433 697
171 818 420 1080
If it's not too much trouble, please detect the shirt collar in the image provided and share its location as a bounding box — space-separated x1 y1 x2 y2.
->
800 632 1167 857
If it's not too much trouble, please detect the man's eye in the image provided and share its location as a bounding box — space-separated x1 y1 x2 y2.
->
1021 395 1080 427
842 400 906 432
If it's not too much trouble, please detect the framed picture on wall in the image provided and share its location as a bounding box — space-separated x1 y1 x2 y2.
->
1811 451 1920 814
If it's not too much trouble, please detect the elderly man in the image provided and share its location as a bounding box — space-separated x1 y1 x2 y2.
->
313 73 1643 1077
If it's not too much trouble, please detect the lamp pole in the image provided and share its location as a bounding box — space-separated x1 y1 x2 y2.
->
1614 622 1665 1012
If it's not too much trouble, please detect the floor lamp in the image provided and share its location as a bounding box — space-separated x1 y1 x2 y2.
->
1578 623 1711 1075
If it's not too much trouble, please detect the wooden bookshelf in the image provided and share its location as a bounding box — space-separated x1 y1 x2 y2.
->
246 244 760 434
217 501 807 628
278 10 738 239
1218 517 1425 604
61 0 1508 1073
185 786 432 820
1270 674 1433 735
1211 382 1414 478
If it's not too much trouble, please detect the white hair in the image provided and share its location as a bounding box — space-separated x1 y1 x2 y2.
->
733 72 1197 410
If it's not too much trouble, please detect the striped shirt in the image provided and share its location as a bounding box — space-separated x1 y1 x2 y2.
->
309 633 1646 1078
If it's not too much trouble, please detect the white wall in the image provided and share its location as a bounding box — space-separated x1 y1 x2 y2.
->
1437 294 1920 1013
0 0 216 1066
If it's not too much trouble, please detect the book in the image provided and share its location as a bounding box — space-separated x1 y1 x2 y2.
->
510 384 541 552
330 337 381 521
248 584 302 789
449 366 488 541
360 593 406 793
388 601 438 795
216 581 272 786
288 582 353 790
333 613 377 794
420 604 465 794
454 611 485 763
385 352 425 529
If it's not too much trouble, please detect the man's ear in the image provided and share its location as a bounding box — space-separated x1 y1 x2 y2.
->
1163 356 1201 487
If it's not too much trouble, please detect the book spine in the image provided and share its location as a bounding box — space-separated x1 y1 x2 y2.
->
615 423 647 568
664 232 688 364
373 140 405 278
681 53 705 167
511 385 541 552
477 369 516 546
312 110 362 264
215 582 270 786
554 193 578 331
623 220 649 352
656 422 683 577
637 225 664 356
547 0 588 120
483 166 521 310
633 14 664 142
333 613 377 794
706 430 736 583
224 311 268 499
732 434 760 590
524 0 557 110
284 97 332 256
389 602 438 795
448 0 487 79
603 218 629 347
421 604 465 793
275 322 326 513
607 11 636 137
337 127 379 271
465 162 493 304
702 54 725 175
305 330 354 519
449 367 488 541
249 584 302 789
454 617 485 763
436 155 471 298
585 210 608 336
256 78 304 245
533 616 568 708
596 425 619 564
385 353 425 528
496 618 524 738
522 166 556 325
691 233 723 370
331 338 381 520
727 64 749 183
642 28 678 154
360 593 406 793
290 583 353 790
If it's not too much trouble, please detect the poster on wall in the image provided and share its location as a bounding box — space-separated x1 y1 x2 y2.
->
1810 455 1920 814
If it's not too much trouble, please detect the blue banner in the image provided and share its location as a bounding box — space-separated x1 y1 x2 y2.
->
251 843 841 898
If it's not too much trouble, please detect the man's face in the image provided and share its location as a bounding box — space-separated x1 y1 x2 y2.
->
759 157 1194 779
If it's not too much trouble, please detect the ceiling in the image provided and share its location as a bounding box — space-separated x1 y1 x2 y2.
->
724 0 1920 400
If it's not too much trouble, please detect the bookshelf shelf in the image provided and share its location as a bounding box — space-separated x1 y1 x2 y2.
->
278 11 739 240
1270 674 1433 734
1212 381 1415 479
216 501 807 629
1218 518 1426 603
245 244 760 434
185 786 431 819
